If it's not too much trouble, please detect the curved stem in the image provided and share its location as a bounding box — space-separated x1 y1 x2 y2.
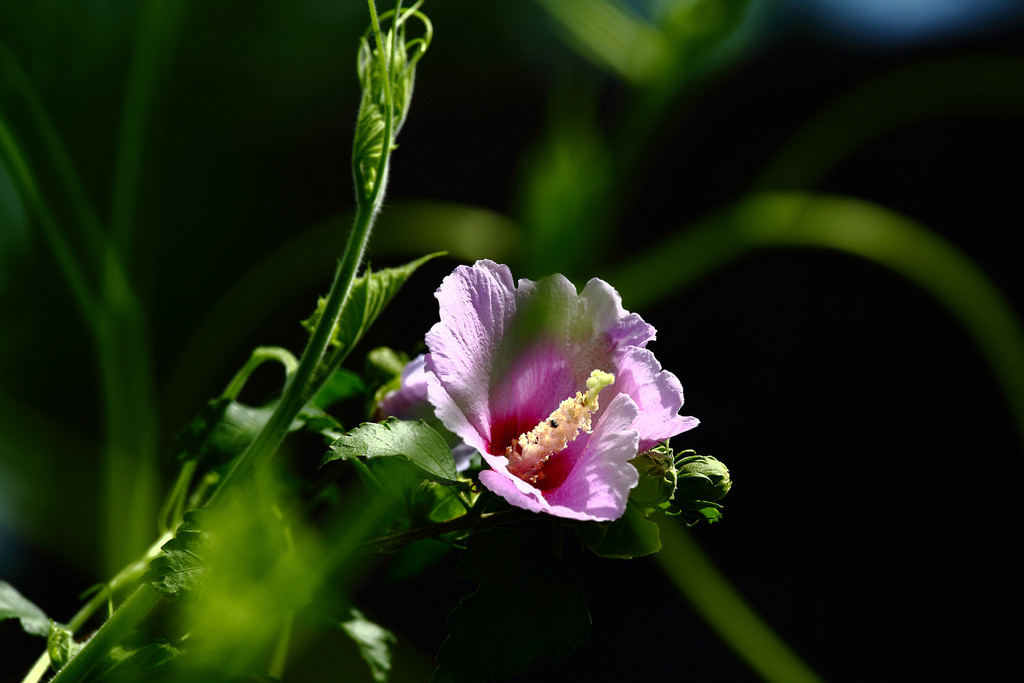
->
221 346 299 401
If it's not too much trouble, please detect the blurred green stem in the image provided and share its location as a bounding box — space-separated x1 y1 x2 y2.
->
110 0 190 256
0 117 98 320
655 518 824 683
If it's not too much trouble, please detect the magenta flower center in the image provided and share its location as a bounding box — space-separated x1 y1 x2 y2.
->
504 370 614 485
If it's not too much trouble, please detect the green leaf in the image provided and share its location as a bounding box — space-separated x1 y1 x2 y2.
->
311 367 367 410
323 418 457 483
143 510 213 602
303 253 443 353
410 481 472 527
47 622 84 672
171 397 323 463
340 608 397 683
576 503 661 559
0 580 50 636
433 529 590 682
95 638 182 681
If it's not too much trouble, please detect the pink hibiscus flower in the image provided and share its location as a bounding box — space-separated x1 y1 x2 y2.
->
383 260 697 521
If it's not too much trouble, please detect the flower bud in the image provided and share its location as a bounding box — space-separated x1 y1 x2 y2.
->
628 447 677 507
674 454 731 508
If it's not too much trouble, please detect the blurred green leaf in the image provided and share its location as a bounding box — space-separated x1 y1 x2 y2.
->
303 253 443 354
323 418 457 484
339 607 397 683
0 580 51 636
433 529 590 682
535 0 668 83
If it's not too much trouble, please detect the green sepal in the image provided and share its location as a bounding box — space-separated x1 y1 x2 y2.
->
575 503 662 559
322 418 457 484
433 529 590 682
143 510 213 603
0 580 50 637
302 253 443 354
628 443 677 508
339 607 397 683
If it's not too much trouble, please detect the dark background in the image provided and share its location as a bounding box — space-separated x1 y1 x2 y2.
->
2 1 1023 680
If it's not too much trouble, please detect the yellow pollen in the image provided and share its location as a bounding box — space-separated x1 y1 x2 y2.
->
505 370 615 484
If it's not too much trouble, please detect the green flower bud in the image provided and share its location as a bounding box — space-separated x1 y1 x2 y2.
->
629 447 677 507
674 454 731 509
353 4 432 202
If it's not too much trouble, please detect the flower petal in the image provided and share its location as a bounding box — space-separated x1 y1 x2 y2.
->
424 260 518 454
580 278 656 350
612 346 699 451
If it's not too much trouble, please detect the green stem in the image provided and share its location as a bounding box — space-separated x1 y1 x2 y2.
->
221 346 299 400
49 586 162 683
209 0 394 506
95 248 160 573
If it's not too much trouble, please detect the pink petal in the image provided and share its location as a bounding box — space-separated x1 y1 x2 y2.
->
612 346 699 452
580 278 656 350
425 261 518 454
378 354 432 420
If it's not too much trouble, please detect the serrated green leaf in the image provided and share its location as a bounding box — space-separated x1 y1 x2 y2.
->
340 608 397 683
577 503 661 559
143 510 213 602
0 580 50 636
323 418 457 483
303 253 443 353
433 529 590 682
